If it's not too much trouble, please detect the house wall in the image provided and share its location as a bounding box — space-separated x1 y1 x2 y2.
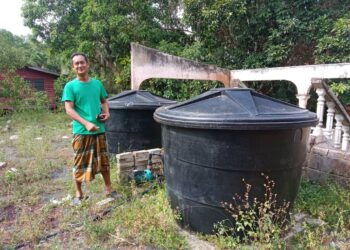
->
16 68 57 108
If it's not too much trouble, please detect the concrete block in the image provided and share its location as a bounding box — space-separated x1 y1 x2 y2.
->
307 153 327 172
330 158 350 178
135 165 146 171
135 159 148 165
148 148 162 155
117 161 135 168
133 150 149 161
150 158 163 164
303 168 328 185
328 148 345 159
117 157 134 165
312 147 329 156
344 152 350 160
116 152 134 161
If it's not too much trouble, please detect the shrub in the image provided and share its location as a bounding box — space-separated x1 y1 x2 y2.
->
215 173 290 248
0 69 51 112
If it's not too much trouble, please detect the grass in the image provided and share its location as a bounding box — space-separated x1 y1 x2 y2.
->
292 179 350 249
0 109 349 249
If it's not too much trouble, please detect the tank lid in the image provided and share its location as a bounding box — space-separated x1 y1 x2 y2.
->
154 88 318 130
108 90 176 110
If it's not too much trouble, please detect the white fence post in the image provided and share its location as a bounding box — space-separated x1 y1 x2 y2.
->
334 114 344 149
313 88 326 136
341 125 350 151
324 101 336 139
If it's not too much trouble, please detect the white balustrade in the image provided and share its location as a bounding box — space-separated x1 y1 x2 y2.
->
313 88 326 136
341 126 350 151
323 101 336 139
296 94 310 109
334 114 344 149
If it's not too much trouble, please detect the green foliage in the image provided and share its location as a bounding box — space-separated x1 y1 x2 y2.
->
0 29 59 71
54 74 75 110
330 81 350 105
315 15 350 63
246 80 298 105
22 0 350 102
295 179 350 227
142 79 223 101
23 0 189 93
0 30 27 70
293 179 350 248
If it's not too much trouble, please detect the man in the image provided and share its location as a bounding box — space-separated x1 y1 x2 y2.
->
62 52 118 205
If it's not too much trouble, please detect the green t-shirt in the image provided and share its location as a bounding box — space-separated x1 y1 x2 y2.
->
61 78 108 135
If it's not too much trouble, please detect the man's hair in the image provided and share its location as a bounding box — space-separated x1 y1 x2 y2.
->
71 52 89 63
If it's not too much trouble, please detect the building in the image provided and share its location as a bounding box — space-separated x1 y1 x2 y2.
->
15 66 60 109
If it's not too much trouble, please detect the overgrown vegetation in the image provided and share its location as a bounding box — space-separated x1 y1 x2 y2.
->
293 180 350 248
0 111 349 249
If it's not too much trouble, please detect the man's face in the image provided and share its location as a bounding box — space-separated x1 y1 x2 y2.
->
72 55 89 77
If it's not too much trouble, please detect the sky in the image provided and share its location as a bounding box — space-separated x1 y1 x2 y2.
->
0 0 31 36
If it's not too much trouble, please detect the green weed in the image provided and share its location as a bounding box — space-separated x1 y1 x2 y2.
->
85 186 189 249
293 179 350 248
212 174 289 249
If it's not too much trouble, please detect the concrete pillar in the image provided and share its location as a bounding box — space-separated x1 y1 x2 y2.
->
334 114 344 149
313 88 326 136
341 126 350 151
296 94 310 109
324 101 336 139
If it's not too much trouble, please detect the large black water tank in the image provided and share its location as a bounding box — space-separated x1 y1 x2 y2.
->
105 90 176 153
154 88 318 234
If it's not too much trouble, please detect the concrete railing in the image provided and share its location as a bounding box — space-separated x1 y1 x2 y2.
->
311 78 350 151
130 43 350 151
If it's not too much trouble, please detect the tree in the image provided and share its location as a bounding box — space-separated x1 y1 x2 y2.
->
22 0 349 101
0 29 27 70
22 0 189 92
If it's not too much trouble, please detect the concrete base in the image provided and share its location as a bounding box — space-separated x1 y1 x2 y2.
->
303 137 350 187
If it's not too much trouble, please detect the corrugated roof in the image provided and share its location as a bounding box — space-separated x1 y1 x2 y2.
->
25 66 60 77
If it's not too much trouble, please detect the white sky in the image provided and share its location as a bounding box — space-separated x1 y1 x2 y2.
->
0 0 31 36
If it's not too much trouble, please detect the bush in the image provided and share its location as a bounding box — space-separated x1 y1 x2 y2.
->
0 69 51 112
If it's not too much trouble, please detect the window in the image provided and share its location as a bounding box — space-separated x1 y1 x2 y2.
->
25 79 45 91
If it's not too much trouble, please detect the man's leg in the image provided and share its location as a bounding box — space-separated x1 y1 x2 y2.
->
74 177 84 198
101 170 113 194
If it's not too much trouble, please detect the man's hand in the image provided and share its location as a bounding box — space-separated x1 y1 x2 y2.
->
85 122 100 132
98 113 110 122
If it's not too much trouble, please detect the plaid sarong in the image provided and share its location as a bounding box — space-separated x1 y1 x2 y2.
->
72 134 110 182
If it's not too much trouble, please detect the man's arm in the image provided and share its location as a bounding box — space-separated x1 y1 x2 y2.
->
64 101 100 131
99 99 110 122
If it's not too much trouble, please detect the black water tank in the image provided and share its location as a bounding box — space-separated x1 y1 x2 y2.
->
105 90 176 153
154 88 318 234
